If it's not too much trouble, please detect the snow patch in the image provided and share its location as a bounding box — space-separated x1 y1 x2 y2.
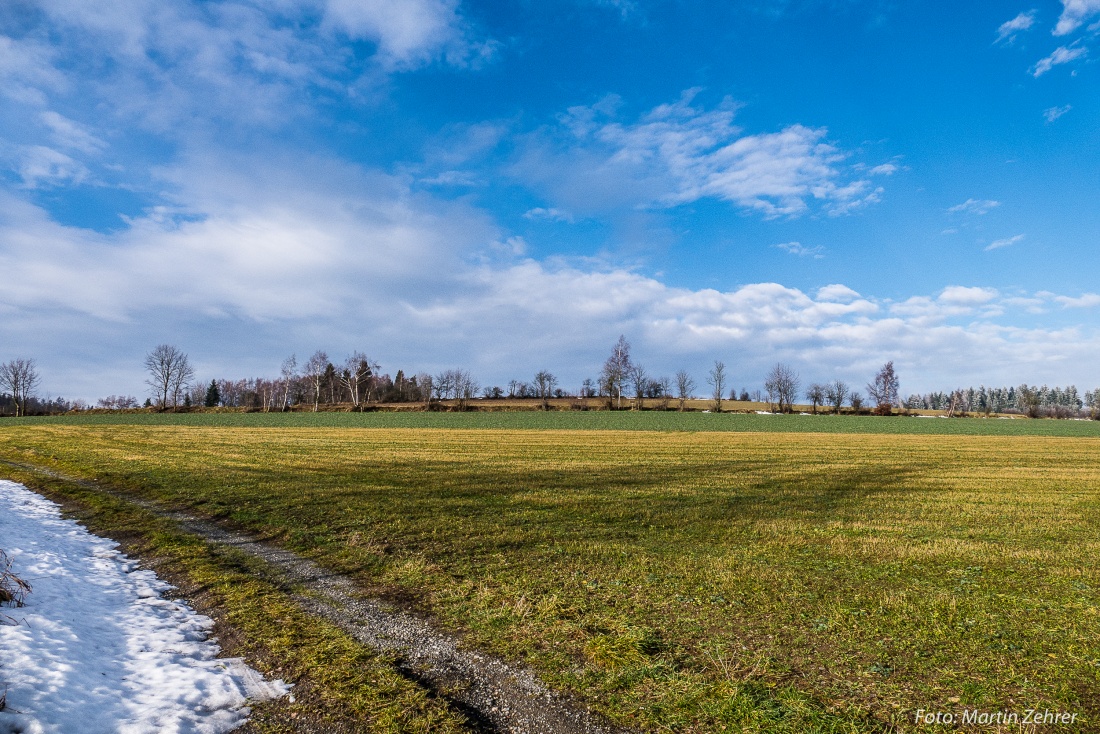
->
0 480 289 734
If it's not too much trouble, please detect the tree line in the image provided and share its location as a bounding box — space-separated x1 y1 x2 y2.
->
2 339 1098 418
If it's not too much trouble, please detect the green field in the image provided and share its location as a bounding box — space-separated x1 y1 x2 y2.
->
13 409 1100 437
2 421 1099 732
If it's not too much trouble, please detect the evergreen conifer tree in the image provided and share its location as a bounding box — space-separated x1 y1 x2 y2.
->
205 379 221 408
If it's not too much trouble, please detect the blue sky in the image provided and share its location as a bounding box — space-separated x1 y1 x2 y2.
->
1 0 1099 400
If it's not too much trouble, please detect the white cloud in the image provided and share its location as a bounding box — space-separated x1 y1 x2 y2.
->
1054 0 1100 35
985 234 1025 251
939 286 999 305
419 170 480 186
996 10 1037 42
9 145 89 188
774 241 824 259
1043 104 1073 122
515 91 878 219
321 0 494 69
1032 45 1088 76
0 150 497 322
2 0 495 147
0 36 67 105
948 198 1000 215
523 207 574 222
1054 293 1100 307
868 163 899 175
816 284 862 302
39 111 107 154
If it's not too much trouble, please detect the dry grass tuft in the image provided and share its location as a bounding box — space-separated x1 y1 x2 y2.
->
0 549 31 609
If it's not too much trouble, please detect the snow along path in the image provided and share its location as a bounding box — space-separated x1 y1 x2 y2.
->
0 460 624 734
0 480 290 734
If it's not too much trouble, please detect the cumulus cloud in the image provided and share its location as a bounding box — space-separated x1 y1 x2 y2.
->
985 234 1025 251
1054 293 1100 307
1053 0 1100 36
939 286 999 305
816 284 862 302
996 10 1037 43
774 241 824 259
514 90 879 219
948 198 1000 215
1032 45 1088 76
1043 104 1072 122
0 150 497 322
523 207 574 222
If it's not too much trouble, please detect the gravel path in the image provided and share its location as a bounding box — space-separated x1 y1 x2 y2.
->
0 460 625 734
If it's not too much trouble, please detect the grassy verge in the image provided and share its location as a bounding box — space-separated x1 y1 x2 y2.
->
2 424 1099 732
0 463 471 733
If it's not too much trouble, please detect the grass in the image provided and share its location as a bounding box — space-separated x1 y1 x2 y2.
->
0 549 31 608
0 463 471 733
1 422 1099 732
10 409 1100 437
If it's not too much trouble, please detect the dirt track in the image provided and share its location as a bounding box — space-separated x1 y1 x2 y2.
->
0 459 626 734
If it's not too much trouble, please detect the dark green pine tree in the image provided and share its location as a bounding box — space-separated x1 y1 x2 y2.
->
205 379 221 408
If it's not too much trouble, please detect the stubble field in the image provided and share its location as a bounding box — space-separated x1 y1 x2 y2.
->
1 419 1098 732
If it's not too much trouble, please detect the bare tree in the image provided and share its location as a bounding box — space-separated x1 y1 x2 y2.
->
0 358 40 417
533 370 558 411
342 352 375 410
416 373 433 410
144 345 193 409
630 363 648 410
764 363 800 413
805 383 825 414
867 361 900 415
303 350 328 412
707 360 726 412
599 335 632 409
824 379 849 415
849 391 864 413
675 370 695 412
279 354 298 411
452 369 479 411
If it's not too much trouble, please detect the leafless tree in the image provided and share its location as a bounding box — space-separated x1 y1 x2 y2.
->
433 370 454 401
849 391 864 413
279 354 298 411
599 335 632 409
764 363 800 413
824 379 849 415
630 364 648 410
805 383 825 414
416 373 433 409
675 370 695 412
303 350 328 412
0 358 40 417
342 352 376 410
707 360 726 412
533 370 558 411
144 345 194 409
451 369 479 411
867 361 900 415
